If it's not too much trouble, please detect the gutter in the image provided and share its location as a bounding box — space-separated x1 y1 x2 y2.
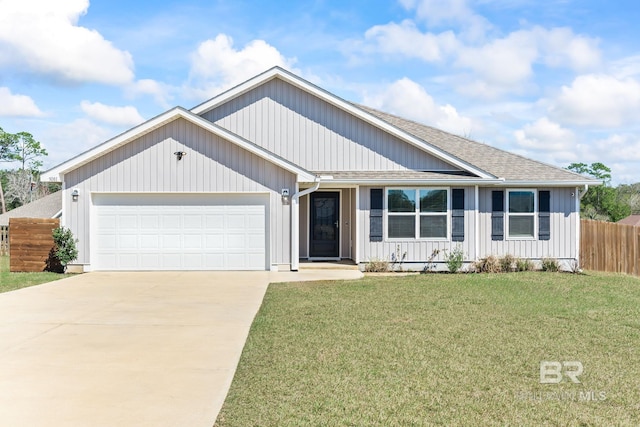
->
290 177 321 271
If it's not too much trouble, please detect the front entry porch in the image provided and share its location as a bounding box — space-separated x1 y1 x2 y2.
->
298 188 357 263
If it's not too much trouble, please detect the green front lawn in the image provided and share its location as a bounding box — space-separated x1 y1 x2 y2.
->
0 255 64 293
215 272 640 426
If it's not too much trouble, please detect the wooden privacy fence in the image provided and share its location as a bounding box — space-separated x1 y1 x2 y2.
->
9 218 60 272
581 219 640 276
0 226 8 256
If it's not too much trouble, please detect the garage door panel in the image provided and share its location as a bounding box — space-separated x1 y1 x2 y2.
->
183 235 203 250
93 194 267 271
140 216 160 229
140 235 159 249
118 235 138 250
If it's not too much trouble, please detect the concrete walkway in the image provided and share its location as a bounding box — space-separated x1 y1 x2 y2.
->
0 270 362 427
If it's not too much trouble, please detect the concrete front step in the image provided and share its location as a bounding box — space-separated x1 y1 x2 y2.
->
298 260 359 270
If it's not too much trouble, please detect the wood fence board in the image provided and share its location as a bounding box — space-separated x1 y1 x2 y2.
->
9 218 60 272
581 219 640 276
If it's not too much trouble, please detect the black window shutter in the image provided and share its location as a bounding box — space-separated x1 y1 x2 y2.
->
451 189 465 242
370 188 383 242
539 190 550 241
491 190 504 241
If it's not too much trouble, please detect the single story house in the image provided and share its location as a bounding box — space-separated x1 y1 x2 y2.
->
0 191 62 227
617 215 640 227
42 67 598 272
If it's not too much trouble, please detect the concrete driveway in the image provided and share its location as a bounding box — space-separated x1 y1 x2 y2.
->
0 270 362 427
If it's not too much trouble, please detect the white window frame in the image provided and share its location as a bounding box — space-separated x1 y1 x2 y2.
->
385 187 450 241
506 189 537 240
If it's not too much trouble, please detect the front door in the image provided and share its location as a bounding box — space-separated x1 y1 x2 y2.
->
310 192 339 258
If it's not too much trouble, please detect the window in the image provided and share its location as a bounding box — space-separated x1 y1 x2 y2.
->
387 188 448 239
507 190 536 238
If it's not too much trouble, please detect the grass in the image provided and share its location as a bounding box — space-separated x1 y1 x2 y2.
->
215 272 640 426
0 255 65 293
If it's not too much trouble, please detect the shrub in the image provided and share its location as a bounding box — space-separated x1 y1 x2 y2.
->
541 257 560 272
515 258 534 272
52 227 78 272
445 245 464 273
499 254 516 272
473 255 501 273
365 258 389 272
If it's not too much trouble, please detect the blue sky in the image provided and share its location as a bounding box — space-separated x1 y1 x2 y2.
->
1 0 639 184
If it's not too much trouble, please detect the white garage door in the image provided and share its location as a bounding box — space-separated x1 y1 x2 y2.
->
92 194 267 271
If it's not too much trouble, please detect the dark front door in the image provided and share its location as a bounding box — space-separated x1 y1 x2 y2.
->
310 192 339 258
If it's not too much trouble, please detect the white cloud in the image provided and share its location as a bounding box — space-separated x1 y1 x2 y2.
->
41 119 113 168
126 79 173 108
592 134 640 162
187 34 297 99
399 0 492 40
550 74 640 127
514 117 576 152
0 87 44 117
363 77 473 135
80 101 145 127
363 20 458 62
455 27 600 98
537 27 601 71
0 0 134 85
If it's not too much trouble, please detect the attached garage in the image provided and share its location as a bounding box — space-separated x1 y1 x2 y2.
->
91 193 269 271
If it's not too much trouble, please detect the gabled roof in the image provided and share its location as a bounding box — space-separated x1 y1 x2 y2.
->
42 107 316 183
0 191 62 227
358 105 597 186
191 67 494 179
618 215 640 226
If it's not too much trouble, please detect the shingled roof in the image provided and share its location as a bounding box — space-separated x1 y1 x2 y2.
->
0 191 62 226
358 104 593 183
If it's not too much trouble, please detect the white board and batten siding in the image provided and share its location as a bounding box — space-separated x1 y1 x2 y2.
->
357 186 478 265
201 78 460 173
63 118 296 270
357 186 578 266
477 187 578 260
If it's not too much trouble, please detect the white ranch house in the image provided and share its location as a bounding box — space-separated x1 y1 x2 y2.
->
43 68 597 272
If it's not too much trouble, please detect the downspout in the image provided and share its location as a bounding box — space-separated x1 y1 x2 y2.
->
578 184 589 200
291 178 321 271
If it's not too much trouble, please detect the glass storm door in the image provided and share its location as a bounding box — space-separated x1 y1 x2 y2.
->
310 192 339 258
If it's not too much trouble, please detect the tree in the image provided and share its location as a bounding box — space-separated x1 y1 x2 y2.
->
0 127 48 212
4 169 34 207
0 127 17 213
7 131 48 171
567 162 631 222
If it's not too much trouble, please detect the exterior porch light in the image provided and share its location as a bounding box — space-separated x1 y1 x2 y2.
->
281 188 290 204
174 151 187 160
71 188 80 201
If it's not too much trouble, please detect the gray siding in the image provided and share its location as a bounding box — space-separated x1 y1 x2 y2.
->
63 118 296 267
201 78 459 172
478 187 578 259
358 186 477 265
357 185 578 267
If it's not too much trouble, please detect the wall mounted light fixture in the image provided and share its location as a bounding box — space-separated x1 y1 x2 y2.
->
71 188 80 201
174 151 187 160
281 188 290 204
